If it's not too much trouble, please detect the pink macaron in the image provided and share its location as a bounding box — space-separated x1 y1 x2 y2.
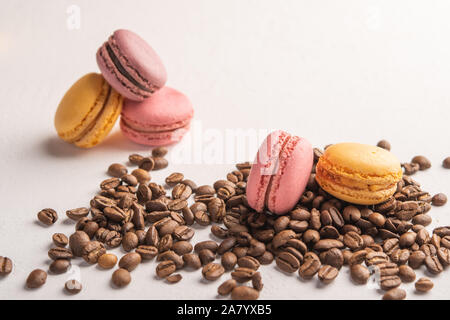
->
246 130 313 215
96 29 167 101
120 86 194 146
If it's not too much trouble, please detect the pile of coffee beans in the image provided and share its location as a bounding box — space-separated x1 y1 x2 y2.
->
21 143 449 299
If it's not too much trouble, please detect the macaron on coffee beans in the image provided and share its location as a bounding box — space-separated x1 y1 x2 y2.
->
55 29 192 148
45 29 449 300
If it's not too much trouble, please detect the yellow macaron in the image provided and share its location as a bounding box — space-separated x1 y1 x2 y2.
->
54 73 123 148
315 142 402 205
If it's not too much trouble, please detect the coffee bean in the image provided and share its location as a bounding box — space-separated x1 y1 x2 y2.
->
409 250 426 269
166 274 182 284
390 248 410 265
343 232 364 250
350 264 370 284
382 288 406 300
195 241 219 253
377 140 391 151
208 198 226 223
443 157 450 169
237 256 260 270
276 252 300 273
317 265 339 284
434 226 450 237
97 253 117 269
81 241 106 264
65 279 82 294
412 214 432 226
108 163 128 177
119 252 142 271
217 237 237 255
52 233 68 247
231 286 259 300
402 162 420 175
383 237 400 254
272 230 296 249
49 259 70 274
26 269 47 288
183 253 202 269
121 174 138 186
398 265 416 283
155 260 176 278
112 268 131 287
173 226 195 241
211 225 229 239
415 277 434 292
199 249 216 265
153 157 169 170
172 183 192 200
100 177 121 190
103 206 127 222
420 243 437 256
165 172 184 186
202 263 225 281
432 193 447 206
411 155 431 170
342 206 361 223
0 257 13 275
122 232 139 252
158 234 173 252
168 199 188 211
218 279 237 296
37 208 58 225
138 157 155 171
437 247 450 266
321 248 343 269
132 169 151 185
157 251 184 269
48 247 73 260
424 255 443 274
152 146 168 158
313 239 344 251
231 267 257 283
256 251 274 265
368 212 386 227
66 207 89 221
380 275 401 291
172 241 192 256
365 251 389 266
299 253 321 279
129 154 144 165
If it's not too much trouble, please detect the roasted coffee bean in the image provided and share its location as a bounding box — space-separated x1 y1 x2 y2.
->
69 231 90 257
119 252 142 271
256 251 274 265
198 249 216 265
302 229 320 245
274 216 290 233
195 185 215 196
183 253 202 269
216 237 236 255
409 250 426 269
64 279 82 294
377 140 391 150
157 251 184 269
365 251 389 266
103 206 127 222
343 232 363 250
350 264 370 284
164 273 181 284
272 230 296 249
299 253 321 279
48 247 73 260
158 234 173 252
122 232 139 252
172 241 192 256
172 183 192 200
121 174 138 186
432 193 447 206
402 162 420 175
238 256 260 270
145 226 159 247
437 247 450 266
49 259 70 274
190 202 207 214
97 253 117 269
383 288 406 300
208 198 226 223
165 172 184 186
112 268 131 287
412 214 432 226
247 239 265 257
100 177 121 190
134 245 158 260
158 219 179 237
378 229 400 240
202 263 225 281
231 267 256 283
137 157 155 171
152 157 168 170
380 275 401 291
442 236 450 248
431 234 441 249
194 241 218 253
251 272 263 291
415 277 434 292
397 232 416 248
443 157 450 169
0 257 13 275
231 286 259 300
390 248 410 265
52 233 68 248
433 226 450 237
317 265 339 284
424 255 443 274
342 206 361 223
398 265 416 282
218 279 237 296
168 199 188 211
104 230 122 248
37 208 58 225
129 153 144 165
66 207 89 221
26 269 47 288
420 244 437 256
150 146 167 158
416 229 430 246
313 239 344 251
108 163 128 177
81 241 105 264
367 212 385 227
342 250 353 265
194 211 211 226
276 252 300 273
321 248 344 269
411 155 431 170
211 225 229 239
181 179 197 192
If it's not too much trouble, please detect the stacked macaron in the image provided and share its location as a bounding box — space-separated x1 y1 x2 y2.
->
55 29 193 148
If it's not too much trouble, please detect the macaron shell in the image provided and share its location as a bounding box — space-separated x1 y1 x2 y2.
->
120 119 189 146
112 29 167 89
267 136 313 214
55 73 108 142
246 130 290 213
96 46 150 101
75 89 123 148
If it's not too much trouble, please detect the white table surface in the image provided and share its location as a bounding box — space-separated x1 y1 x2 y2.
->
0 0 449 300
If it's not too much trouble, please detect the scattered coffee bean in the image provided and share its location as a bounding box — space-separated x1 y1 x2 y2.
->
66 207 89 221
425 255 443 274
37 208 58 226
411 155 431 170
49 259 70 274
432 193 447 206
398 265 416 282
380 275 401 291
152 157 169 170
317 265 339 284
165 172 184 186
48 247 73 260
52 233 68 247
81 241 105 264
152 147 168 158
131 169 151 184
443 157 450 169
221 252 237 271
218 279 237 296
231 286 259 300
409 250 426 269
97 253 117 269
108 163 128 177
65 279 82 294
119 252 142 271
382 288 406 300
183 253 202 269
350 264 370 284
377 140 391 151
139 157 155 171
0 256 13 275
156 260 176 278
415 277 434 292
26 269 47 288
202 263 225 281
112 268 131 287
166 273 182 284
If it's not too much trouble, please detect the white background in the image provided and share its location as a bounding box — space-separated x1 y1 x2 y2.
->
0 0 449 300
